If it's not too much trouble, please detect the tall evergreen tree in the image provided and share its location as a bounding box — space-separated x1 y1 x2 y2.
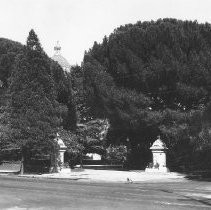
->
26 29 42 52
4 29 64 173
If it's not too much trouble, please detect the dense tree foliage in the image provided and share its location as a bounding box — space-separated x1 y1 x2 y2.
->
0 35 76 133
51 61 77 130
0 38 23 88
82 19 211 170
1 19 211 171
71 64 93 123
0 31 76 172
2 30 65 172
0 38 25 160
58 118 110 167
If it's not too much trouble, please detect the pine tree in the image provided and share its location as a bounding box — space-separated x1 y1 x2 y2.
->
82 19 211 169
26 29 42 52
5 29 63 173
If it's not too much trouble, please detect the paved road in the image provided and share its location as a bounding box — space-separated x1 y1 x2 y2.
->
0 175 210 210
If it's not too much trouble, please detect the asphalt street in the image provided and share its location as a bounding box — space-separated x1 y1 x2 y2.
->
0 175 210 210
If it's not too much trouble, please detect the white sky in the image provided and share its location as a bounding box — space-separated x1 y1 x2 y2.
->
0 0 211 65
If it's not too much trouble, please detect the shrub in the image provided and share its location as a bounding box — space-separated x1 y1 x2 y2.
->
105 145 127 162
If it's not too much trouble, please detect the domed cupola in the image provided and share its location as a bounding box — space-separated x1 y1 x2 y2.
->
52 41 71 72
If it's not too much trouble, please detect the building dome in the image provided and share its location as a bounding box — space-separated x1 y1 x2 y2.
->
52 41 71 72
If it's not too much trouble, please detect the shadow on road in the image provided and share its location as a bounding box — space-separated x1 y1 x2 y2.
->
178 195 211 207
159 187 211 208
185 171 211 182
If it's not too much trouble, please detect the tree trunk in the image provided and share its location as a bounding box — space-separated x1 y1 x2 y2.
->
20 151 25 175
50 143 59 173
20 146 27 175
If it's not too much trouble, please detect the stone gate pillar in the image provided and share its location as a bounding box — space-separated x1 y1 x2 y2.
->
145 136 169 173
54 133 67 169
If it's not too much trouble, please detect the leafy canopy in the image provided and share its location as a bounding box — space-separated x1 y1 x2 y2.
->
82 19 211 169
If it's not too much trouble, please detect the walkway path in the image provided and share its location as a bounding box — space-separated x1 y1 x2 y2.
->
19 169 186 183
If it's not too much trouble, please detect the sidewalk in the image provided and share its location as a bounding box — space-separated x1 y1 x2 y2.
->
18 169 186 183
